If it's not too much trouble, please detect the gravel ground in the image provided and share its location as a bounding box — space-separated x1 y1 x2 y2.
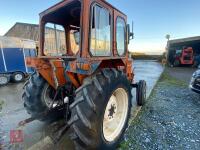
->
120 68 200 150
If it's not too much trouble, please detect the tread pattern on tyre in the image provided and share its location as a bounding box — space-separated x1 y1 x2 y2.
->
136 80 146 106
22 72 64 121
68 68 132 150
23 72 46 116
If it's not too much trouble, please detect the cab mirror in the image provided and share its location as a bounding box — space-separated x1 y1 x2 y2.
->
127 24 134 44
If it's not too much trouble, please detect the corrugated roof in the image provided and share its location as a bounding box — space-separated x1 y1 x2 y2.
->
4 22 39 36
168 36 200 45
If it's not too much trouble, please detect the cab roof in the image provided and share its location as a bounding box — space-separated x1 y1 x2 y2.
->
40 0 126 18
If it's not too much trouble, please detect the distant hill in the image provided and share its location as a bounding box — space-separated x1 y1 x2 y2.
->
130 52 163 61
131 52 147 56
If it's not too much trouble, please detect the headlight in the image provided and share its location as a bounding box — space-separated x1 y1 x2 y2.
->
193 71 200 77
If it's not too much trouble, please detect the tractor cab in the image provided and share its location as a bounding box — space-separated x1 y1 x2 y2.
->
27 0 134 89
39 0 132 58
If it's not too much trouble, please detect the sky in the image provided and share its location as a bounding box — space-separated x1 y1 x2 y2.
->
0 0 200 54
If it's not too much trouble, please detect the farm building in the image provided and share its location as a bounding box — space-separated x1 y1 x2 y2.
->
167 36 200 66
5 22 40 41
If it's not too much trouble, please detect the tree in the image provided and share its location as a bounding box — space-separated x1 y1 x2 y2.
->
165 34 170 41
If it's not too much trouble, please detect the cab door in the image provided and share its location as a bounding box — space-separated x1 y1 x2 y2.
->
89 1 113 57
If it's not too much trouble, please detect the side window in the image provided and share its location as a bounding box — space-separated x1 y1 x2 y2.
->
70 28 80 55
44 23 66 56
116 17 126 56
90 5 111 56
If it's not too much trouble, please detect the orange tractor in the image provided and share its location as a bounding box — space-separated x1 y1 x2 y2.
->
23 0 146 149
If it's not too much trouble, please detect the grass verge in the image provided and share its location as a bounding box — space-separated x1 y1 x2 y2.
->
159 70 187 87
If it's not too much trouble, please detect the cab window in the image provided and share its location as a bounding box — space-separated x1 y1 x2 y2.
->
116 17 126 56
44 23 66 56
69 26 80 55
90 4 111 56
42 0 81 56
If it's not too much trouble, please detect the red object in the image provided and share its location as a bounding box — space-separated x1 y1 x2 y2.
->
10 130 24 143
175 47 194 65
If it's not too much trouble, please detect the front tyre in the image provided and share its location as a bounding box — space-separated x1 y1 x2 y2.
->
136 80 147 106
68 69 132 150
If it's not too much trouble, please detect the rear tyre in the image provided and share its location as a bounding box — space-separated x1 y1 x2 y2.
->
0 74 10 86
68 69 132 150
22 72 64 121
136 80 146 106
11 72 25 83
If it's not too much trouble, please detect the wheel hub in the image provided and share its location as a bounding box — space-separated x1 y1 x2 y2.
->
0 76 8 84
43 84 59 108
15 74 23 81
108 104 116 119
103 88 129 142
106 95 117 121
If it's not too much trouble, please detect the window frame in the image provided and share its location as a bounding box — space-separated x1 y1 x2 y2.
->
68 26 81 55
40 0 83 56
43 22 67 56
89 2 113 57
116 16 127 56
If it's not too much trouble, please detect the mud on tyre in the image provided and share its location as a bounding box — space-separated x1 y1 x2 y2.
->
68 69 132 150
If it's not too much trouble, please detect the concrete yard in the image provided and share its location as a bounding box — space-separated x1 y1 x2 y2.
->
0 60 164 150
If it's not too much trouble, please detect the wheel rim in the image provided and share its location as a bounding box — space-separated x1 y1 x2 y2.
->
0 76 8 85
14 74 23 81
103 88 129 142
43 84 58 108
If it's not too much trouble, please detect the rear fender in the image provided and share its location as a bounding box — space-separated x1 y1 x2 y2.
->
26 57 66 89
